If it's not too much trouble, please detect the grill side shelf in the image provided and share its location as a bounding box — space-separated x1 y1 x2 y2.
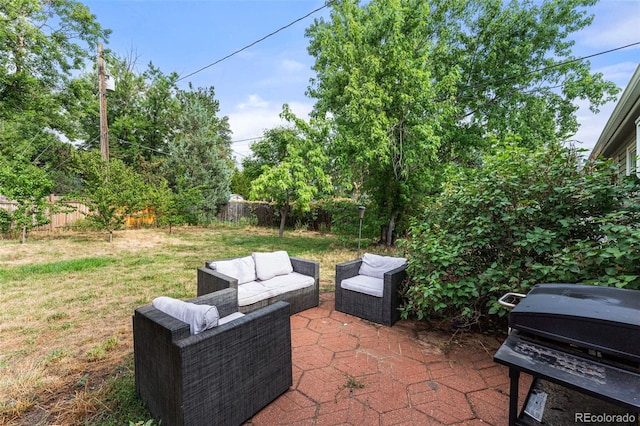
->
494 333 640 411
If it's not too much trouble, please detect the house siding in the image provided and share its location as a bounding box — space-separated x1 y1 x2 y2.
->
589 64 640 179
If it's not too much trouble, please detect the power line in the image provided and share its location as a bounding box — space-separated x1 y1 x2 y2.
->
113 137 168 155
232 136 264 144
466 41 640 93
223 41 640 144
231 149 248 158
177 2 333 82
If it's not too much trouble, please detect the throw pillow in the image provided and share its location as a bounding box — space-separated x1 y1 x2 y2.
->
253 250 293 281
152 296 219 335
211 255 257 284
358 253 407 279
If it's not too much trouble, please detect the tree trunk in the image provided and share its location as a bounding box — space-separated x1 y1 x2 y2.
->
379 210 398 246
279 205 288 238
109 229 113 243
21 225 26 244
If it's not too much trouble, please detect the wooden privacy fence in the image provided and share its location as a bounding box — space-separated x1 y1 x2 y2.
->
0 194 89 231
0 196 340 232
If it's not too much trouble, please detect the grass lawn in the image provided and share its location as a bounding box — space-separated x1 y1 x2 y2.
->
0 225 401 425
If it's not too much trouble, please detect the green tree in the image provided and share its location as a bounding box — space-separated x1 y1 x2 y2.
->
0 0 110 142
249 107 332 237
163 85 233 223
149 178 201 233
74 151 150 242
71 53 180 174
0 157 53 243
306 0 618 244
241 124 293 184
431 0 618 149
230 167 251 199
307 0 461 244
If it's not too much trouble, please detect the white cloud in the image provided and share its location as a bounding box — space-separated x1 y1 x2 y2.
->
571 99 617 153
281 59 307 73
226 95 314 164
237 94 270 110
595 61 638 86
579 7 640 50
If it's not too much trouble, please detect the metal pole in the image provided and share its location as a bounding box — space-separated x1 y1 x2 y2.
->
98 43 109 161
357 206 365 258
357 217 363 258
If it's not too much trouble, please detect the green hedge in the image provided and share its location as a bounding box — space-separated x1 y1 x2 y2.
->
400 142 640 322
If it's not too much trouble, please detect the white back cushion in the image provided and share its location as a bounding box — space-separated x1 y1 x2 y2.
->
211 255 257 285
253 250 293 281
152 296 219 335
358 253 406 279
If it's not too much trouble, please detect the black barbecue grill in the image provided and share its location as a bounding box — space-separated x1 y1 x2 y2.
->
493 283 640 425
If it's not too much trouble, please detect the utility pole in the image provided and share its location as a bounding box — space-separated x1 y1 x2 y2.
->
98 43 109 161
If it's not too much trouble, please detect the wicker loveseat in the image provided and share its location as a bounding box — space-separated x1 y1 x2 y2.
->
197 251 319 314
133 288 293 426
335 253 408 326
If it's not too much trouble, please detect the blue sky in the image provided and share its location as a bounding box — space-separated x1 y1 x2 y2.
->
82 0 640 162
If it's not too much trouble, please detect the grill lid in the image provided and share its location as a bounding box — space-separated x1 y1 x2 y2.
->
509 283 640 362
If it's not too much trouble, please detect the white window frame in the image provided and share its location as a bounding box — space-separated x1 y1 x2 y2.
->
626 144 636 176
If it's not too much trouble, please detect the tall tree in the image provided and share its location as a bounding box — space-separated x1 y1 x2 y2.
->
163 85 233 223
306 0 618 244
307 0 457 244
0 0 110 198
0 0 110 134
70 53 180 174
249 106 332 237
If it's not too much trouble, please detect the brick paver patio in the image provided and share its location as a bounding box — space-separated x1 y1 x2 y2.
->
248 292 531 425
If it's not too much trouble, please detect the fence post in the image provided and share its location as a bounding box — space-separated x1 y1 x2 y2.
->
49 194 55 231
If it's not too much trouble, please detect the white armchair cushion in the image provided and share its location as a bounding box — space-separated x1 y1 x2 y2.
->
341 275 384 297
252 250 293 281
152 296 219 335
358 253 406 279
211 255 257 284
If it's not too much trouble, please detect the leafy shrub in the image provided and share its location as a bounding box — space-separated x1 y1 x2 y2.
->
0 208 13 234
400 142 640 322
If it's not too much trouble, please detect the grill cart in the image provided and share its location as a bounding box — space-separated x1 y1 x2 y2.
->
493 283 640 425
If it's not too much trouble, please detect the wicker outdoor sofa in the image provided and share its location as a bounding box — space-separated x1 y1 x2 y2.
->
197 251 320 314
133 288 293 426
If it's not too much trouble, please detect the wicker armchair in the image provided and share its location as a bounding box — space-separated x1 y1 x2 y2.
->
335 256 407 326
133 288 292 426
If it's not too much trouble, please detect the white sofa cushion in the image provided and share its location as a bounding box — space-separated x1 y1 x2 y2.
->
211 255 257 284
237 272 314 306
359 253 406 279
252 250 293 281
237 281 269 306
340 274 385 298
152 296 219 334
